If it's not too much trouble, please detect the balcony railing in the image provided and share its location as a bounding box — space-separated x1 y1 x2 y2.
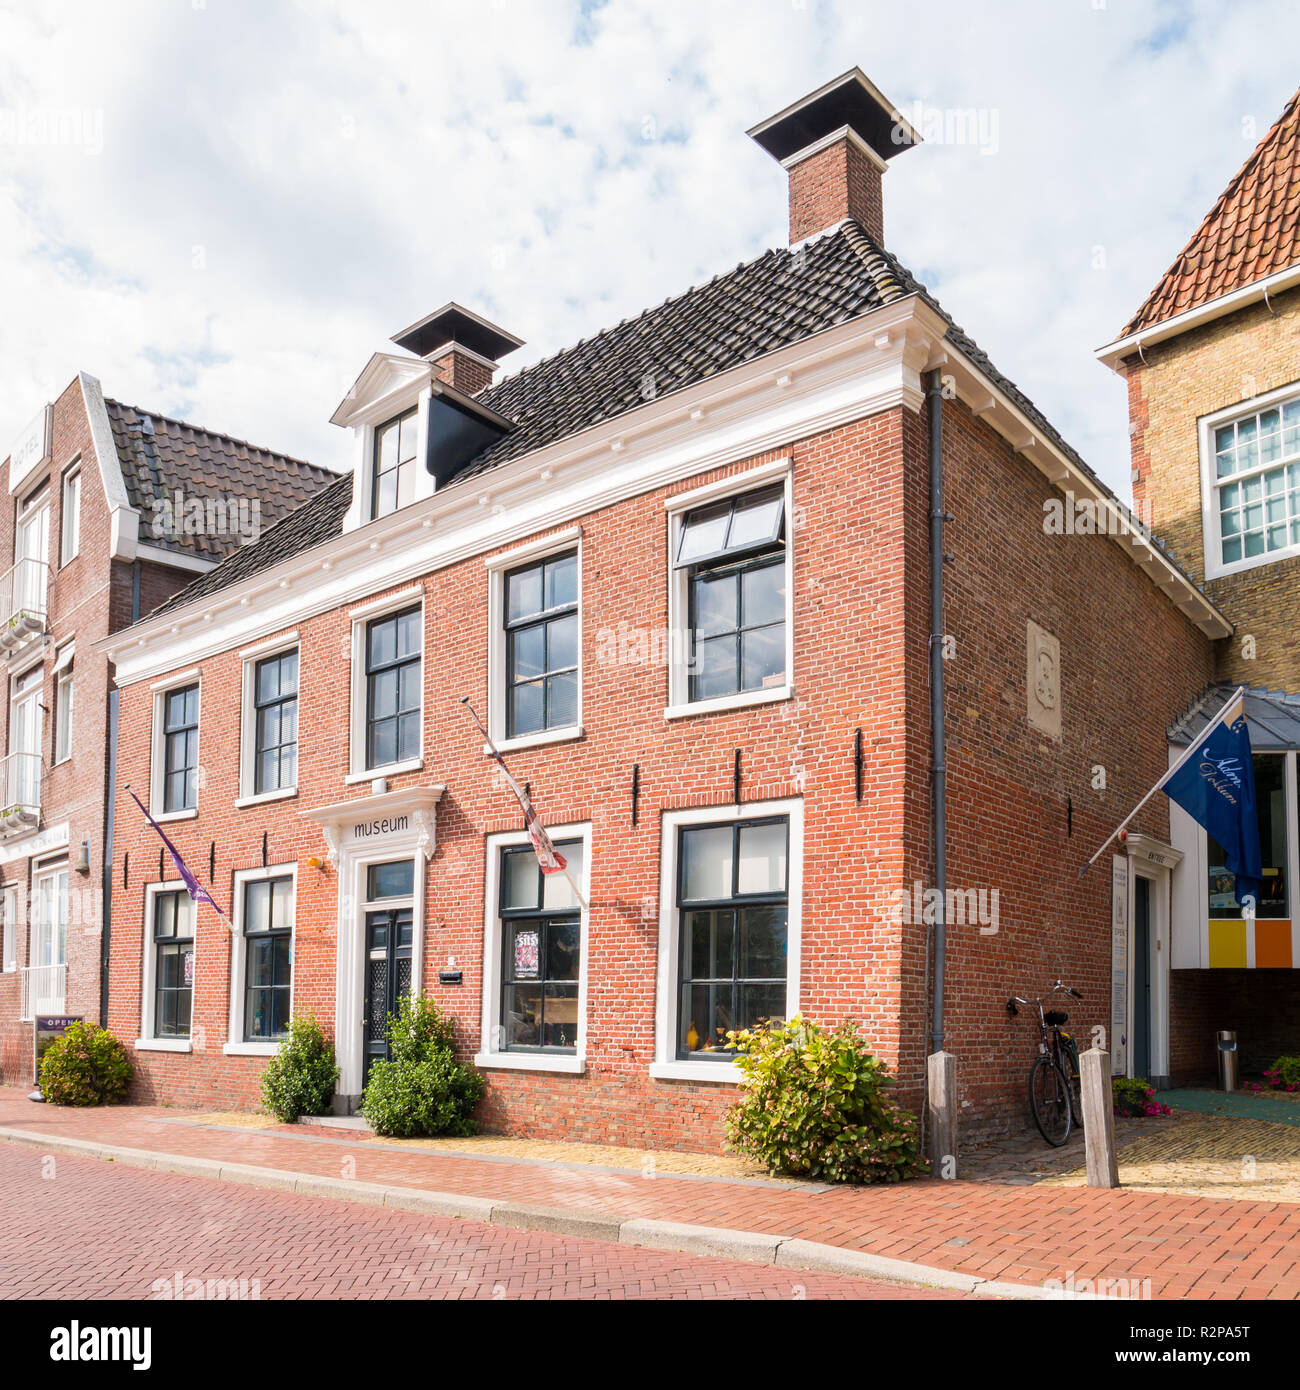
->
0 751 41 834
20 963 66 1020
0 558 49 651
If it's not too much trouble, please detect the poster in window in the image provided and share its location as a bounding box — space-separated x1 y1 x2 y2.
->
183 950 195 986
513 929 539 980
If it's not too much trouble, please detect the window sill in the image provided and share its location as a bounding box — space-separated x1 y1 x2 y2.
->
152 808 198 823
649 1060 740 1084
486 725 584 756
474 1051 586 1075
223 1041 279 1057
664 684 791 721
345 757 423 786
234 788 299 809
135 1037 192 1054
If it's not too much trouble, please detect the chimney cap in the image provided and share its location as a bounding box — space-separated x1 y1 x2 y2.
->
747 67 920 166
391 301 524 362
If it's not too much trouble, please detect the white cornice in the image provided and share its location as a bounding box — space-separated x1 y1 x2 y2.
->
1096 262 1300 372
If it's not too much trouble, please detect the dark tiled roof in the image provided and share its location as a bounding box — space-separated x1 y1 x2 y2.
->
1169 683 1300 750
1121 86 1300 337
105 399 337 563
143 219 1217 623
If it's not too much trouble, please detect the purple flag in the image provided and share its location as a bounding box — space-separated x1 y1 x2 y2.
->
127 788 229 925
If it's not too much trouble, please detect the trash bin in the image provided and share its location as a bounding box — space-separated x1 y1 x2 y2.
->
1217 1030 1239 1092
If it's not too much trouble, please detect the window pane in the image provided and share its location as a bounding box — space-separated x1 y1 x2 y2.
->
546 613 578 671
502 984 542 1046
248 935 274 987
544 552 578 609
681 825 733 901
502 849 539 910
741 625 785 691
511 624 546 680
544 919 580 980
509 680 545 736
741 561 784 627
693 572 737 637
270 878 294 930
687 908 734 979
246 880 270 931
546 670 578 729
375 419 398 474
541 983 578 1048
680 982 732 1053
739 905 787 977
398 410 419 463
507 564 543 623
727 489 783 550
694 634 738 700
677 503 730 564
396 608 420 658
370 669 398 720
367 618 396 669
737 821 788 894
738 981 786 1031
541 840 584 909
367 860 414 900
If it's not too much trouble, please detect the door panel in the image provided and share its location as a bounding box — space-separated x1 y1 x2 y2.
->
1133 877 1152 1078
362 906 413 1086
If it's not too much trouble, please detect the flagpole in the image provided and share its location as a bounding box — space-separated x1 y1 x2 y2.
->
459 697 589 911
1078 686 1247 877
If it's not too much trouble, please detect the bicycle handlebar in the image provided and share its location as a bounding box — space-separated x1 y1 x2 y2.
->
1006 980 1083 1014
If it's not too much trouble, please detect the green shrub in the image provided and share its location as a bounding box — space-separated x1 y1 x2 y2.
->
259 1014 337 1122
724 1016 927 1184
360 994 484 1138
38 1022 131 1106
1112 1075 1170 1117
1267 1056 1300 1090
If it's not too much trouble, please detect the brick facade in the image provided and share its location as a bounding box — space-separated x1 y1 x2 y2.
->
787 137 885 245
105 389 1214 1145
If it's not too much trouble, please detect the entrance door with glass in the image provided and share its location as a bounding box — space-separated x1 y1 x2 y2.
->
360 859 414 1087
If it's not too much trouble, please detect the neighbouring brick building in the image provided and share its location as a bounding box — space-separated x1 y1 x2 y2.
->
1099 82 1300 1086
99 69 1234 1148
0 377 333 1085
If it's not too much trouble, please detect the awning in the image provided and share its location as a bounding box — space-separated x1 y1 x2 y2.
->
1169 683 1300 751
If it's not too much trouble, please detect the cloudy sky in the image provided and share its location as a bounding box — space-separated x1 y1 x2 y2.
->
1 0 1297 494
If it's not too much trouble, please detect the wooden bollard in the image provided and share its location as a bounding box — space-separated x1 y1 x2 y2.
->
1080 1047 1120 1188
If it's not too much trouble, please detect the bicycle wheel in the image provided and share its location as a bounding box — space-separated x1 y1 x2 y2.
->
1029 1054 1074 1147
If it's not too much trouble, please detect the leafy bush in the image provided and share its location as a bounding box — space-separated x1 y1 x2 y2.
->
724 1016 927 1184
259 1014 337 1122
361 994 484 1138
1112 1076 1170 1117
1266 1056 1300 1091
38 1022 131 1106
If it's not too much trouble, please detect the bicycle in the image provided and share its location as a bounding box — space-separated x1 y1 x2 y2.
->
1006 980 1085 1147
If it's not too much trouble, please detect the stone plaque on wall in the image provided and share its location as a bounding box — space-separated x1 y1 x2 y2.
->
1026 619 1062 741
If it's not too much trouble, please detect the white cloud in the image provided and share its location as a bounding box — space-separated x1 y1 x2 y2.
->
1 0 1297 493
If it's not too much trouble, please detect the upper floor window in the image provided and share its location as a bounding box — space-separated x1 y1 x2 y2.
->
1207 392 1300 574
371 408 418 520
53 643 74 765
365 606 421 770
253 650 298 795
675 483 787 705
161 684 199 813
504 550 578 739
60 465 80 564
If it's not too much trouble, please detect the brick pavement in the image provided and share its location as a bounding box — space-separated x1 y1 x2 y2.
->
0 1144 945 1301
3 1088 1299 1299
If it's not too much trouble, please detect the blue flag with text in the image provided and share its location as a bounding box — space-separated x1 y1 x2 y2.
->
1162 700 1262 910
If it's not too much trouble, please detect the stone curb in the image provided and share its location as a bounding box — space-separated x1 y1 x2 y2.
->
0 1124 1049 1298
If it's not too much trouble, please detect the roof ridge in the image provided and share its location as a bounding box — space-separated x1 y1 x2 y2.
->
104 398 332 476
1119 83 1300 337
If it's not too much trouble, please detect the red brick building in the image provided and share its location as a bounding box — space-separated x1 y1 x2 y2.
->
1098 83 1300 1087
99 70 1229 1147
0 376 332 1085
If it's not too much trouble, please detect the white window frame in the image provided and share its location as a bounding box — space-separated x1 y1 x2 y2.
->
137 881 196 1052
60 462 81 565
484 527 584 753
31 859 69 969
651 796 803 1083
1200 381 1300 580
53 641 74 765
348 385 433 531
663 458 794 720
346 589 425 783
476 820 591 1075
225 862 297 1056
237 633 300 807
149 669 201 821
2 884 19 971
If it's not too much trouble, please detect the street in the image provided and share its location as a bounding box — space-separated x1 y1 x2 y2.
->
0 1145 957 1301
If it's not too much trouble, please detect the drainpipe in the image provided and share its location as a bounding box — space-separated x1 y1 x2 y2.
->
927 369 950 1056
100 688 118 1026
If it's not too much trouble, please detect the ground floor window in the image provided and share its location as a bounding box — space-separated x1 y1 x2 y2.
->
242 875 294 1041
152 889 194 1039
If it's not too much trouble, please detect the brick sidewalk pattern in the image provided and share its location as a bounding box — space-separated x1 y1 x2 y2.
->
4 1089 1299 1300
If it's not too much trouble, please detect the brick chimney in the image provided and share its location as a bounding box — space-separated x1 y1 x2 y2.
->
747 68 920 247
391 302 523 394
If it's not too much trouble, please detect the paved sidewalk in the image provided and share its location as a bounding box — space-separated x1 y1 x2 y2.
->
4 1088 1300 1299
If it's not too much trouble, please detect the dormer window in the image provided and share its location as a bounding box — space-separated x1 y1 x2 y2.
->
371 407 419 520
